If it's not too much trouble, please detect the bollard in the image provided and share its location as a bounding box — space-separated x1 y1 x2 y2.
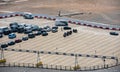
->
46 64 48 69
60 65 62 70
55 65 57 70
23 63 25 67
13 62 15 67
51 65 52 69
65 66 66 70
8 63 10 67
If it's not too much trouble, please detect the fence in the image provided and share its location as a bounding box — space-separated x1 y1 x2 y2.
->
3 48 118 61
0 62 120 71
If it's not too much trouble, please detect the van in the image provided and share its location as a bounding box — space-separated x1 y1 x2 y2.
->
55 19 68 26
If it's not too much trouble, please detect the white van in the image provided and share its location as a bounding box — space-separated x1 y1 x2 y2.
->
55 19 68 26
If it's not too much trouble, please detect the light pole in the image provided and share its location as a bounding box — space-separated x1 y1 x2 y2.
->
0 45 6 60
36 51 43 67
1 48 4 59
74 54 80 70
0 44 7 63
102 58 106 68
95 50 96 55
75 54 78 67
37 52 40 64
58 11 61 17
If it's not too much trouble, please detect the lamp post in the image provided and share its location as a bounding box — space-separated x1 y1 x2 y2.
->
0 47 4 60
37 52 40 64
58 11 61 17
0 44 7 63
102 58 106 68
36 51 43 67
74 54 80 70
75 54 78 67
95 50 96 55
0 44 6 59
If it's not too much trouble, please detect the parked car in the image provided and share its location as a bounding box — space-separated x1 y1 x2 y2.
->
3 29 11 35
10 25 18 32
45 28 51 32
66 31 70 36
52 29 58 33
69 31 72 35
10 22 19 32
63 32 67 37
15 39 22 43
0 29 3 34
24 24 33 28
0 26 9 32
0 34 3 38
44 26 51 32
73 29 78 33
28 33 35 38
32 25 39 31
44 26 50 29
8 33 16 39
110 32 119 36
17 26 24 33
42 32 48 36
1 43 8 48
24 29 32 34
41 29 46 33
37 27 43 31
0 26 11 35
8 41 15 46
52 26 58 29
23 14 34 19
24 27 32 34
9 22 18 27
34 31 42 36
63 26 71 30
22 36 29 41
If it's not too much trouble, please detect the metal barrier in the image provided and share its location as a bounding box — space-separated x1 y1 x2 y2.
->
2 48 119 66
0 12 120 31
3 48 118 61
0 62 120 71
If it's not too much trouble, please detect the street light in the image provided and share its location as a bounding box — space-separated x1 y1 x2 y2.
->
36 52 43 67
0 44 7 63
102 58 106 68
74 54 80 70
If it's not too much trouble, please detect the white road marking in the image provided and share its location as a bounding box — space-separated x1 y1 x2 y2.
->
0 2 8 5
0 0 28 5
14 0 28 3
0 11 14 13
74 27 109 35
